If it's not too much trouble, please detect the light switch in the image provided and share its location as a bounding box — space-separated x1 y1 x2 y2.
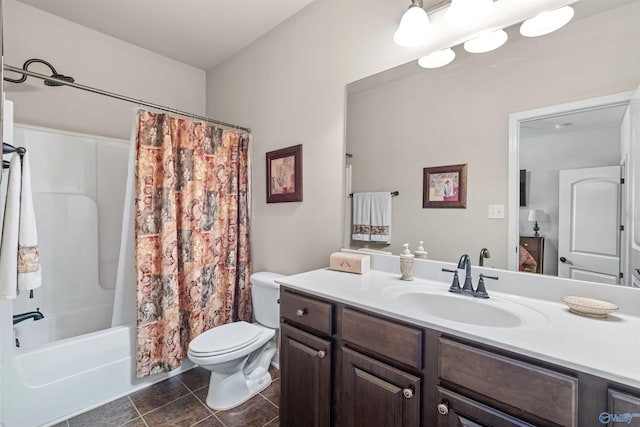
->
488 204 505 219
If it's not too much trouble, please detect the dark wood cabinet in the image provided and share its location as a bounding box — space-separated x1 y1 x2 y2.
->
439 338 577 426
606 389 640 426
519 236 545 273
280 323 331 427
279 286 638 427
341 347 420 427
435 387 534 427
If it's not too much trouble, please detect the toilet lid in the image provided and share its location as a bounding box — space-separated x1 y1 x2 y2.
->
188 321 262 355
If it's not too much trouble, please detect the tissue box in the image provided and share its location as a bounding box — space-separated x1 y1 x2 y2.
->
329 252 370 274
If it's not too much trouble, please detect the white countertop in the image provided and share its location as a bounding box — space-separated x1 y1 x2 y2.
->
277 254 640 389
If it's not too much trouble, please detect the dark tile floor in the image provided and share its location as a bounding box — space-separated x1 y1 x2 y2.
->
51 366 280 427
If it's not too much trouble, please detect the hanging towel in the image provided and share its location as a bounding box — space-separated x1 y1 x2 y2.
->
370 192 392 243
352 192 371 241
0 154 21 299
18 151 42 292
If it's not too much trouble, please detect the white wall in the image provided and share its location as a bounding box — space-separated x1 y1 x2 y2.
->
205 1 427 274
3 0 206 140
520 127 621 275
205 1 640 274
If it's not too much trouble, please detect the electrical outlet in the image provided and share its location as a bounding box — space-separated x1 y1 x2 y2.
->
488 204 505 219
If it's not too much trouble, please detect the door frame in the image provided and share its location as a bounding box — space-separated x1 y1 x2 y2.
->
507 91 634 272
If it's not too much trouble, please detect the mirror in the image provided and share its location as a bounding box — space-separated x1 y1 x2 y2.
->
345 0 640 286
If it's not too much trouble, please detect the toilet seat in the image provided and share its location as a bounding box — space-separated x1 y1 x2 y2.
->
189 322 262 356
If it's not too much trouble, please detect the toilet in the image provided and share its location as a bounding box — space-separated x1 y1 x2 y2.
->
187 271 283 410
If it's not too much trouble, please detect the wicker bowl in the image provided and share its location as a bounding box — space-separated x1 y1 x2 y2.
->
561 296 618 318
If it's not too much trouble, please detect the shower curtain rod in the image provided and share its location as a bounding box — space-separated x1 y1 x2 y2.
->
3 64 251 133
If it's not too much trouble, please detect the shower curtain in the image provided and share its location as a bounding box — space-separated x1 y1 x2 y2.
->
134 110 252 378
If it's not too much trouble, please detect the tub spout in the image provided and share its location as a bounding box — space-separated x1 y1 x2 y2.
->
13 308 45 325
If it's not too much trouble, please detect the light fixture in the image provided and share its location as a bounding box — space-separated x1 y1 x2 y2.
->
418 48 456 69
444 0 493 27
393 1 577 69
464 29 508 53
393 0 431 47
528 209 544 237
520 6 575 37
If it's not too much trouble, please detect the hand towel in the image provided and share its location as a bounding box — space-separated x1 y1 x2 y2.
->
370 192 392 243
0 154 21 299
351 192 371 241
18 151 42 291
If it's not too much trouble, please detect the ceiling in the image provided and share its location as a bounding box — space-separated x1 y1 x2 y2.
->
520 104 629 138
17 0 315 71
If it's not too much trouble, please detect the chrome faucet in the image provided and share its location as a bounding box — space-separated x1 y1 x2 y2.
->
13 308 45 325
457 254 475 296
479 247 491 266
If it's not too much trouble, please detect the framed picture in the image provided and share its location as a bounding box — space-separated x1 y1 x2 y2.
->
423 164 467 208
266 144 303 203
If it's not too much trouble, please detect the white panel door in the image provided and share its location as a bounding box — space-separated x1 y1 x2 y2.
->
558 166 621 284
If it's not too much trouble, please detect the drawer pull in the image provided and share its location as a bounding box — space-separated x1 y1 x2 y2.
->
437 402 449 415
402 388 414 399
296 308 306 317
317 350 326 358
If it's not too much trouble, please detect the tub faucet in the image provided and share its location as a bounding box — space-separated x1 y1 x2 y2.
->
479 248 491 266
13 308 45 325
457 254 474 296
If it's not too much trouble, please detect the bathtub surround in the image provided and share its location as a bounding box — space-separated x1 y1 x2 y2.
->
134 110 252 378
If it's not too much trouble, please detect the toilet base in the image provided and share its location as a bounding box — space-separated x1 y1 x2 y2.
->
205 366 272 410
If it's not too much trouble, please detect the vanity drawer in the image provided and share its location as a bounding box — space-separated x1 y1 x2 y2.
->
341 307 422 371
608 389 640 419
439 338 577 426
280 290 333 336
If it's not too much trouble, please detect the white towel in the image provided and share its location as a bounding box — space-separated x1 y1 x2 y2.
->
351 192 371 241
0 154 21 299
370 192 392 243
18 151 42 291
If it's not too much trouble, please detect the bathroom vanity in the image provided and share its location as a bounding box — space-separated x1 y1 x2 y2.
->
277 253 640 427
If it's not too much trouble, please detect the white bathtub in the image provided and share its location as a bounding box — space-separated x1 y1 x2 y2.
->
13 303 114 351
2 324 192 427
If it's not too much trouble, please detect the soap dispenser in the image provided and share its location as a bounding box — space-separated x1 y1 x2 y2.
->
414 241 428 259
400 243 415 281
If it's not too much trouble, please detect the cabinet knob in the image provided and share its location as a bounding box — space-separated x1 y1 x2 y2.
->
296 308 306 317
437 402 449 415
402 388 414 399
317 350 326 358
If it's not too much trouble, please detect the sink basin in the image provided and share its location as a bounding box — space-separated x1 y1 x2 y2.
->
391 290 546 328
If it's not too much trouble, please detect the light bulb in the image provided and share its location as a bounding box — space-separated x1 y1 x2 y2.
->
464 29 508 54
418 48 456 68
520 6 575 37
445 0 492 27
394 5 431 47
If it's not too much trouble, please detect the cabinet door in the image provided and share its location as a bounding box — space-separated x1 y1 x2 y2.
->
341 347 420 427
280 323 331 427
435 387 534 427
606 389 640 425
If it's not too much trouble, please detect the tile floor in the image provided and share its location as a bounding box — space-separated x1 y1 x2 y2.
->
51 366 280 427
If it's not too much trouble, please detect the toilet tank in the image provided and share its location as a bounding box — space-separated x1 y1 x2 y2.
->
250 272 284 329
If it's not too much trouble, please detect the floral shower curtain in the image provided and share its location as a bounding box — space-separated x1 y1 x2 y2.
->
134 110 252 378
